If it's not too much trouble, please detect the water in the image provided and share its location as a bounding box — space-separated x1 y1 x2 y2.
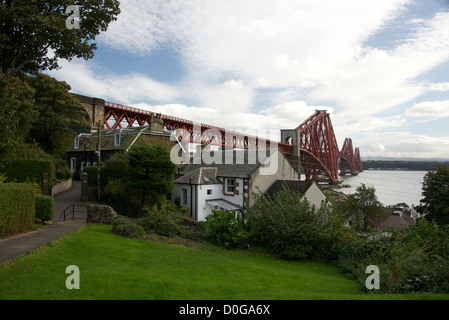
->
337 170 428 207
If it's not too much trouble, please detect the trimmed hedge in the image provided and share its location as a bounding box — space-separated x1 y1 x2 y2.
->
0 183 35 237
3 158 55 184
35 195 55 221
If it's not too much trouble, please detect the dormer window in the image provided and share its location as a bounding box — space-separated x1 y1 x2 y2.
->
114 132 121 147
74 136 80 149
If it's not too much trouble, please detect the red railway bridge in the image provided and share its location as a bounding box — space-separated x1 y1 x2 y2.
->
103 101 362 184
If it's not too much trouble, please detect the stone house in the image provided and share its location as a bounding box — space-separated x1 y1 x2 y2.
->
66 125 175 175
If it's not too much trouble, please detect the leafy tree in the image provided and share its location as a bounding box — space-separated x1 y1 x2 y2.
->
0 0 120 81
0 72 36 155
421 164 449 225
125 141 176 211
342 183 387 232
26 73 90 154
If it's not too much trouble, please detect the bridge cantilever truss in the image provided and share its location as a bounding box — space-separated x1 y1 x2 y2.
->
103 102 362 184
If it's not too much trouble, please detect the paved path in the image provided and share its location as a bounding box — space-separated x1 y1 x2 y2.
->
0 180 87 265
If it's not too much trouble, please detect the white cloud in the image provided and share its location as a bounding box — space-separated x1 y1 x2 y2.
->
357 132 449 158
47 59 178 104
406 100 449 120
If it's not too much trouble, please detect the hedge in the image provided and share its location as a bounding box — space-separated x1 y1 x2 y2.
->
0 183 35 237
3 158 55 185
35 195 55 221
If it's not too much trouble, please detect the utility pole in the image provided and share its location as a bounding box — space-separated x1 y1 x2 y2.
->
97 120 101 202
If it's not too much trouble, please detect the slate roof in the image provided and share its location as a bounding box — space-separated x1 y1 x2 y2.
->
175 167 221 185
67 126 171 152
181 149 275 178
265 180 314 198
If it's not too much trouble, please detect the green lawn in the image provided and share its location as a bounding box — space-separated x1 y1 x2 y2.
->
0 223 448 300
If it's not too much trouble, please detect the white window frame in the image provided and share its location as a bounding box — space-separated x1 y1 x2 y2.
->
225 178 235 195
114 132 121 147
74 136 80 149
70 158 77 173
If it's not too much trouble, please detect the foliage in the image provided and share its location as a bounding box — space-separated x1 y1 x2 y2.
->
137 200 206 241
205 210 248 250
336 219 449 294
341 183 388 232
0 72 36 154
0 0 120 79
111 215 145 239
246 185 346 261
0 183 35 237
25 73 90 154
35 194 55 221
126 142 177 208
2 158 55 185
421 164 449 225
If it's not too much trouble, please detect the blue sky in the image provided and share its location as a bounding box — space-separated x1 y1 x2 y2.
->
48 0 449 159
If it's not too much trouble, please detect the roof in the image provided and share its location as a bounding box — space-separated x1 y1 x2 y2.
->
265 180 314 198
206 199 242 211
67 126 171 152
175 167 221 185
181 149 278 178
378 215 413 230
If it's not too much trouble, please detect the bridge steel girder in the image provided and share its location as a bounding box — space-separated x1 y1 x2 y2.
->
354 147 363 172
296 110 340 184
104 102 292 151
339 138 357 176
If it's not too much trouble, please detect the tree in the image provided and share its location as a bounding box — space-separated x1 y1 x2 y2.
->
342 183 387 232
0 0 120 81
126 141 177 210
26 73 90 154
421 164 449 225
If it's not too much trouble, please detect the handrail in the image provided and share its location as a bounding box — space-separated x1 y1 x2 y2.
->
59 204 87 221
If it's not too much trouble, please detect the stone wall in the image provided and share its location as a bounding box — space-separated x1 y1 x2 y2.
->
87 204 117 224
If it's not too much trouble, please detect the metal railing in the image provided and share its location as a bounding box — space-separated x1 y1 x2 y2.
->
59 204 88 222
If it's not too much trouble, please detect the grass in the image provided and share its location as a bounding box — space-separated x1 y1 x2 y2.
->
0 223 448 300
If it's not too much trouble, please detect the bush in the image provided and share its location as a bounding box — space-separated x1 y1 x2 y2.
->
55 167 72 180
205 210 248 250
336 219 449 294
246 186 346 261
137 201 207 241
0 183 35 237
3 158 55 185
35 195 55 221
111 215 145 239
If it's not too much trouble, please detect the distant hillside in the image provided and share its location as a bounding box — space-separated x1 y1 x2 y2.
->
361 159 449 171
362 156 449 162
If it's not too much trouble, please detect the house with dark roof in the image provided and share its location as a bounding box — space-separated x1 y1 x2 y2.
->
265 180 328 209
172 148 301 221
66 125 175 175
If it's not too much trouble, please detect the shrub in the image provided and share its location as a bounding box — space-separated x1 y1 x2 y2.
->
0 183 35 237
336 219 449 294
138 202 183 237
111 215 145 239
205 210 248 250
3 158 55 185
246 186 346 261
55 167 72 180
35 195 55 221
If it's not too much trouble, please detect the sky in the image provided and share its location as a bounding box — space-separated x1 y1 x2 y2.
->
47 0 449 159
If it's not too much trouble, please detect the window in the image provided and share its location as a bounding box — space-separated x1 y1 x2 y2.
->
207 189 212 195
182 188 188 205
70 158 76 173
225 178 235 194
74 136 80 149
114 132 121 147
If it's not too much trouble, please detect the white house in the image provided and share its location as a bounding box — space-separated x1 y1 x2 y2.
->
172 148 302 221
